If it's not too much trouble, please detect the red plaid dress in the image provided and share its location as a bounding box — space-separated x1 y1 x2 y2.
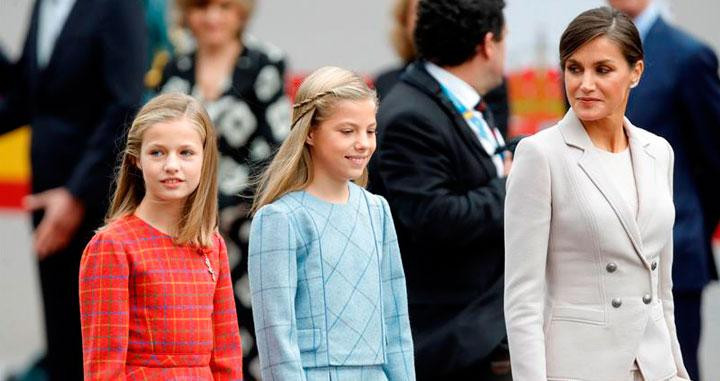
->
79 214 243 380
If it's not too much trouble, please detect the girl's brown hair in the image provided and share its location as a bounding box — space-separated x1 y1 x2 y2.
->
106 93 219 247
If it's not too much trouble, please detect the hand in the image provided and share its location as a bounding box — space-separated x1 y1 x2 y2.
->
502 151 513 177
23 187 85 259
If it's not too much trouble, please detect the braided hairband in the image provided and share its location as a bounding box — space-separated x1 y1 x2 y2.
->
290 89 335 129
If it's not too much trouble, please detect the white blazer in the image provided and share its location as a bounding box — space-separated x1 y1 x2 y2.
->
504 110 690 381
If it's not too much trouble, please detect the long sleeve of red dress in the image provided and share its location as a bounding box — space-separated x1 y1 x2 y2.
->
80 228 131 380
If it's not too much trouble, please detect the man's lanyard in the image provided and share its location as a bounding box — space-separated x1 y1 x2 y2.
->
439 84 504 160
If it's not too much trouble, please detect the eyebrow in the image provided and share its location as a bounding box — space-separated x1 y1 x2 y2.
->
566 58 615 66
335 121 377 128
144 143 200 149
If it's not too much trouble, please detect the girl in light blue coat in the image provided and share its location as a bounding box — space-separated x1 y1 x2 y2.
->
248 66 415 381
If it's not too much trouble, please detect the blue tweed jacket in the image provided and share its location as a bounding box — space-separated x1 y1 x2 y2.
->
248 183 415 380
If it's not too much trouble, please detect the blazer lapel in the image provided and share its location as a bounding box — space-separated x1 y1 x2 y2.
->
626 121 657 241
559 110 649 267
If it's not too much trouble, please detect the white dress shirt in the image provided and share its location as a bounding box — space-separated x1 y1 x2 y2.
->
37 0 77 68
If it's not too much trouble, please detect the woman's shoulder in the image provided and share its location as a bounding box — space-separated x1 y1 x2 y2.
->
243 35 287 66
628 124 674 160
629 124 669 144
524 123 563 145
157 53 195 94
512 125 563 163
165 52 195 74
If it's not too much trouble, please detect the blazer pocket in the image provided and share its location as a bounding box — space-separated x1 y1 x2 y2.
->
297 328 322 352
551 305 605 325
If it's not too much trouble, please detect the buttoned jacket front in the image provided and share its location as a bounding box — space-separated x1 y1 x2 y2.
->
504 110 689 381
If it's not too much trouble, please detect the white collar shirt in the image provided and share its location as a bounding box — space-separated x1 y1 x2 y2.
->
634 2 661 41
37 0 77 68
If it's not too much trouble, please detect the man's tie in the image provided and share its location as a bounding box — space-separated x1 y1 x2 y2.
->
475 100 499 140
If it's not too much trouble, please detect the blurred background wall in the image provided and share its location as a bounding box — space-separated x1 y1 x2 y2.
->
5 0 719 71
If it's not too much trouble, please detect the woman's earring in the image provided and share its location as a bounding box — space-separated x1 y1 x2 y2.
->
630 81 639 89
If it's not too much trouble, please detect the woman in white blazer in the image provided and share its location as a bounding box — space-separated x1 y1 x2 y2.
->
504 7 690 381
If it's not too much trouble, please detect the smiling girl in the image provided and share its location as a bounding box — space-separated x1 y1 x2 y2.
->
248 66 415 380
79 93 243 380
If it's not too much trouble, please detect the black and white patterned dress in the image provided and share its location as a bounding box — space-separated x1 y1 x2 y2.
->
158 40 290 380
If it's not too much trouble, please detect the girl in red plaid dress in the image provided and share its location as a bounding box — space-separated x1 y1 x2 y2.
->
79 93 243 380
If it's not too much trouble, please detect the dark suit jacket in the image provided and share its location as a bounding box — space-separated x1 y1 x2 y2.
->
0 47 12 94
0 0 147 219
626 17 720 291
375 64 511 138
369 61 506 376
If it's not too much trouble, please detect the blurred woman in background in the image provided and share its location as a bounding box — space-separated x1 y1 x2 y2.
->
374 0 418 101
158 1 291 379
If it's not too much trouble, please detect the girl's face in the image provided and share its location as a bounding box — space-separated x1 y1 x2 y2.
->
564 36 643 123
137 118 204 205
306 99 377 185
186 0 245 49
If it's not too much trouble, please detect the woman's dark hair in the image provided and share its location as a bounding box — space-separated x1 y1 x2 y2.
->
560 7 643 69
414 0 506 67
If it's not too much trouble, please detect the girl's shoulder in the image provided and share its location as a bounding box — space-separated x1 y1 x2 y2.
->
92 214 138 240
211 231 227 252
85 215 140 253
254 185 391 221
353 183 391 211
254 195 298 221
90 214 170 247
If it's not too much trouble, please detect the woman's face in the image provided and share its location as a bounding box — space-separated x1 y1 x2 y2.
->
564 36 643 123
186 0 246 49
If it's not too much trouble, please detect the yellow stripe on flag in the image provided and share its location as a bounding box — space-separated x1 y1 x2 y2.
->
0 126 31 182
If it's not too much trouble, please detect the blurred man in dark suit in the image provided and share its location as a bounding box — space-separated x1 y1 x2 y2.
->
370 0 511 379
0 0 146 379
609 1 720 379
374 0 511 137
